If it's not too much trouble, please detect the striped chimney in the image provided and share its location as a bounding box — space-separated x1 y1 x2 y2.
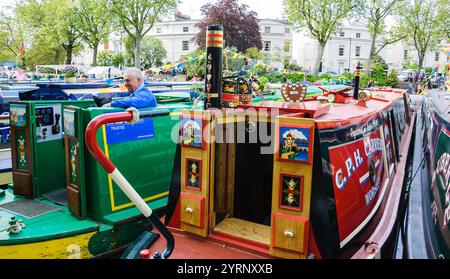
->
204 26 223 109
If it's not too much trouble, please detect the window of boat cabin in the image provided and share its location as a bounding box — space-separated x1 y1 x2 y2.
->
339 30 345 37
183 26 189 32
339 45 345 56
182 41 189 51
355 46 361 57
264 41 271 51
435 52 440 61
264 26 271 34
356 32 361 38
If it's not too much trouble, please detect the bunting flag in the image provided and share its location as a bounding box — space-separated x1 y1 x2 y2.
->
19 42 24 56
152 48 281 73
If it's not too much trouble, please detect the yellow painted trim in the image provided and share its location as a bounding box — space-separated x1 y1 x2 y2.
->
102 125 116 210
0 232 96 259
207 30 223 35
206 44 223 48
112 191 169 210
170 112 182 116
102 125 169 211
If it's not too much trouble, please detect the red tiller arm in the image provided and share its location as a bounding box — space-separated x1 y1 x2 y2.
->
85 111 133 173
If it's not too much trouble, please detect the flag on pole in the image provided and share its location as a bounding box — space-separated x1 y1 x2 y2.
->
19 42 24 56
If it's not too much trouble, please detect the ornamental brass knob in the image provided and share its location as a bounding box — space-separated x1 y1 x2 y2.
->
284 230 295 238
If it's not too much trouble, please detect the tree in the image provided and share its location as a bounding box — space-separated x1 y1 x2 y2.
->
16 0 83 65
371 53 388 69
184 49 206 79
272 46 291 68
363 0 406 75
97 50 113 66
284 0 359 75
97 50 125 68
0 10 24 63
245 47 270 65
395 0 447 80
111 52 125 68
140 36 166 68
386 69 399 87
109 0 178 67
194 0 262 52
74 0 112 66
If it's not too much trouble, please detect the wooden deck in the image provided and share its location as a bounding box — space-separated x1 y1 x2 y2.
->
213 218 271 246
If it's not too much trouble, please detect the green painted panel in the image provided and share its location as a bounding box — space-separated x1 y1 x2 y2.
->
429 128 450 258
0 190 98 245
83 104 193 222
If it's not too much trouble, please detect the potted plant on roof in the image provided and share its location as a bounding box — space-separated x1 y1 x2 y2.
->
64 65 78 83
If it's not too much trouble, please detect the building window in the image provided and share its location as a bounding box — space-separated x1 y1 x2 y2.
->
156 27 162 34
404 49 408 60
339 45 344 56
285 28 290 33
182 41 189 51
263 41 271 51
339 30 345 37
355 46 361 57
264 27 271 34
284 41 290 52
183 26 189 32
435 52 440 61
356 33 361 38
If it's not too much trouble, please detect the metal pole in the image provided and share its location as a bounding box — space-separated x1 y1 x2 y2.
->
348 38 352 70
204 25 223 109
353 62 361 99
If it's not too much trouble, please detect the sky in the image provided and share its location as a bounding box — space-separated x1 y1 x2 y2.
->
177 0 285 20
0 0 285 19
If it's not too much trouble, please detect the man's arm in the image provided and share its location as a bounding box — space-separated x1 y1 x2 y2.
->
111 90 157 108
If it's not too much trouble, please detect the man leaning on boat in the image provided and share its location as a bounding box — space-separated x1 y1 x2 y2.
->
102 67 157 109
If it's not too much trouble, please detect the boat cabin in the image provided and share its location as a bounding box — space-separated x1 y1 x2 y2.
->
171 88 412 259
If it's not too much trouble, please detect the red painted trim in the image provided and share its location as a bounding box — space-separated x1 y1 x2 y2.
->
210 231 270 255
222 93 239 102
185 158 202 191
207 40 223 44
85 111 133 173
276 123 314 164
167 199 181 229
207 33 223 38
351 112 415 258
272 213 310 254
180 192 205 229
316 109 385 129
279 173 304 212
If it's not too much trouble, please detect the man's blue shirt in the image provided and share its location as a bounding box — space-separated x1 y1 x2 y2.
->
111 83 157 108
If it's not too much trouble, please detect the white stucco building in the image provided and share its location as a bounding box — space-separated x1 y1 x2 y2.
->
74 15 293 68
296 22 448 74
72 31 126 67
296 22 387 74
385 41 448 72
148 17 293 68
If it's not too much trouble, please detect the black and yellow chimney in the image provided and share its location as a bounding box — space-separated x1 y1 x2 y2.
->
204 26 224 109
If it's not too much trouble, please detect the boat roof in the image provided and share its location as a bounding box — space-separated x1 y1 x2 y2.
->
241 89 406 129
